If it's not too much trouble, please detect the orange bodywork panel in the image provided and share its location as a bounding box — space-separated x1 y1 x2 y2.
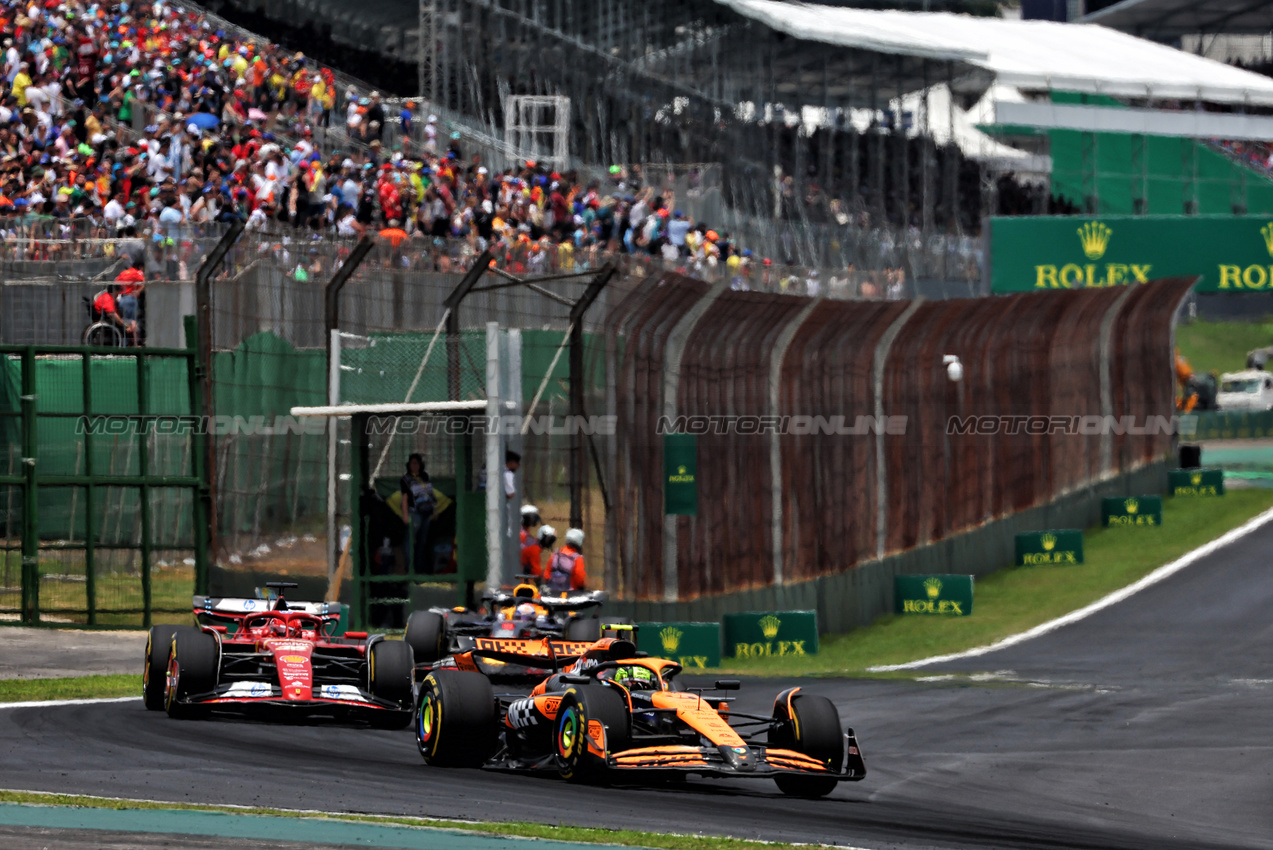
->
650 692 747 748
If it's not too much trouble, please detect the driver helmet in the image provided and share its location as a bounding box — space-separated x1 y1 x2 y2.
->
269 621 287 636
520 504 540 527
610 664 657 691
514 602 537 624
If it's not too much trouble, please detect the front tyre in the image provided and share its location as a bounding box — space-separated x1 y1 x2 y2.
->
769 693 843 798
556 684 630 783
164 629 218 719
143 625 186 711
415 669 497 767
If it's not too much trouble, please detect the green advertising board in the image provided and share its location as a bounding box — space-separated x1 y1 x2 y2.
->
722 611 819 659
1101 495 1163 526
637 621 720 669
663 434 698 516
1169 468 1225 496
989 215 1273 293
894 575 974 615
1015 529 1084 566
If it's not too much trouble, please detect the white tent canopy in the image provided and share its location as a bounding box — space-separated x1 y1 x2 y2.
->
716 0 1273 107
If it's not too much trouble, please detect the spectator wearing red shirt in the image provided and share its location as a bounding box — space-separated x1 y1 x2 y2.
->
114 265 144 329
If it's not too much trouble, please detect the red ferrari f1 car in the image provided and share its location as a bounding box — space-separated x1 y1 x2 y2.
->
143 582 414 726
414 631 866 797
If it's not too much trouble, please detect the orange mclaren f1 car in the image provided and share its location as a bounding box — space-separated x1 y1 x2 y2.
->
414 632 866 797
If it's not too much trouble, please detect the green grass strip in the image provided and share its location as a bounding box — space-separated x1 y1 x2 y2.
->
716 488 1273 677
0 790 829 850
1176 318 1273 376
0 674 137 704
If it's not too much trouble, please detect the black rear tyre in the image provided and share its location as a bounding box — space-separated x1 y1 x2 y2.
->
165 629 219 719
404 610 447 664
770 693 843 798
564 616 601 642
143 625 186 711
556 684 631 783
369 640 415 724
415 669 497 767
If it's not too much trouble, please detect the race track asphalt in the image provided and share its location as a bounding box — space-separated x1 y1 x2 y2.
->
2 521 1272 850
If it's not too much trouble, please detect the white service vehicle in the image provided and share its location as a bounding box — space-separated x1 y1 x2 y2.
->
1217 370 1273 411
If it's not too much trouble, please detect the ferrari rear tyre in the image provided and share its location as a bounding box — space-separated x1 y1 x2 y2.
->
556 684 630 783
369 640 415 716
404 610 447 664
415 669 497 767
164 629 218 719
143 625 186 711
770 693 843 798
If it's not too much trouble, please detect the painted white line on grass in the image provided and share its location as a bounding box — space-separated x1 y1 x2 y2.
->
0 697 140 710
869 504 1273 672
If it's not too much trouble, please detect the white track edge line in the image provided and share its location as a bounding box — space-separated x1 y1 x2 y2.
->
869 503 1273 672
0 697 140 710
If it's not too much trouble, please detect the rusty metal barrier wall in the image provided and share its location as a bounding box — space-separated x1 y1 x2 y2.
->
607 273 1196 602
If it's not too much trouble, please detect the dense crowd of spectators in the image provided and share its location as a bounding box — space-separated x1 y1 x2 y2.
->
0 0 832 291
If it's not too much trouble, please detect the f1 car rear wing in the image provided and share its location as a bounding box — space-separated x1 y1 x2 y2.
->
455 636 597 667
193 596 343 618
484 590 606 611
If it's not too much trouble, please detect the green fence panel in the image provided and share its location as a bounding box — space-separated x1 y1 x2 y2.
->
1168 468 1225 496
894 575 974 615
722 610 819 658
1183 411 1273 441
636 621 721 669
1015 530 1084 565
1101 495 1163 526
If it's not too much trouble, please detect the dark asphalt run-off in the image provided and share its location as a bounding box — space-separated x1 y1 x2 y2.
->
2 520 1272 849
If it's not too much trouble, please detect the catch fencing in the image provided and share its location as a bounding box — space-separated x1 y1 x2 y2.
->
603 274 1194 601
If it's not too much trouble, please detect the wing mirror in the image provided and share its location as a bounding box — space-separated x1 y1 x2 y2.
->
714 679 741 691
559 674 591 685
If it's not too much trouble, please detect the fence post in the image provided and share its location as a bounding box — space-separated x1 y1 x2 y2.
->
567 261 617 529
767 296 823 587
194 221 244 564
873 299 923 560
660 280 728 603
184 315 210 597
81 351 96 625
20 345 37 624
1099 286 1137 477
324 237 375 586
136 351 153 629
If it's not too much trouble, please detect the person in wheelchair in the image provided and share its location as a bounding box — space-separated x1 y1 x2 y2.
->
86 284 135 346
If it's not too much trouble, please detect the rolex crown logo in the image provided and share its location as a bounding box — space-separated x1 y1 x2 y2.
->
759 615 782 640
1041 533 1056 551
1261 223 1273 258
1077 221 1112 260
678 465 687 475
1191 472 1203 486
1125 497 1139 514
659 626 683 654
923 577 943 599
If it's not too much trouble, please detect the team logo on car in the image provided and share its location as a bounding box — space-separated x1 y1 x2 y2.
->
249 683 270 697
279 655 306 664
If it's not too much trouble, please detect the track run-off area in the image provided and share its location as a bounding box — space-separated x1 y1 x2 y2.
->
2 519 1272 850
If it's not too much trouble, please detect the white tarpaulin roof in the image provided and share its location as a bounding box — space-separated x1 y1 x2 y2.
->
715 0 1273 107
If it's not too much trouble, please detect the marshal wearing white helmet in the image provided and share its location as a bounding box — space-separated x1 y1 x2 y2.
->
545 528 587 595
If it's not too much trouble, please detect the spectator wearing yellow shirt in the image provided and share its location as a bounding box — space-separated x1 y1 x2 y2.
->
11 63 31 107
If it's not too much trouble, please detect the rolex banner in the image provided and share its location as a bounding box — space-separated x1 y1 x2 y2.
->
663 434 698 516
636 622 721 669
894 575 974 616
1101 495 1164 526
722 611 819 658
1015 530 1084 566
989 215 1273 293
1169 468 1225 496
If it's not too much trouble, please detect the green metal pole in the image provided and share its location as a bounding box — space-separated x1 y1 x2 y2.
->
82 352 96 626
137 351 152 629
184 316 211 597
350 413 367 631
20 346 37 624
